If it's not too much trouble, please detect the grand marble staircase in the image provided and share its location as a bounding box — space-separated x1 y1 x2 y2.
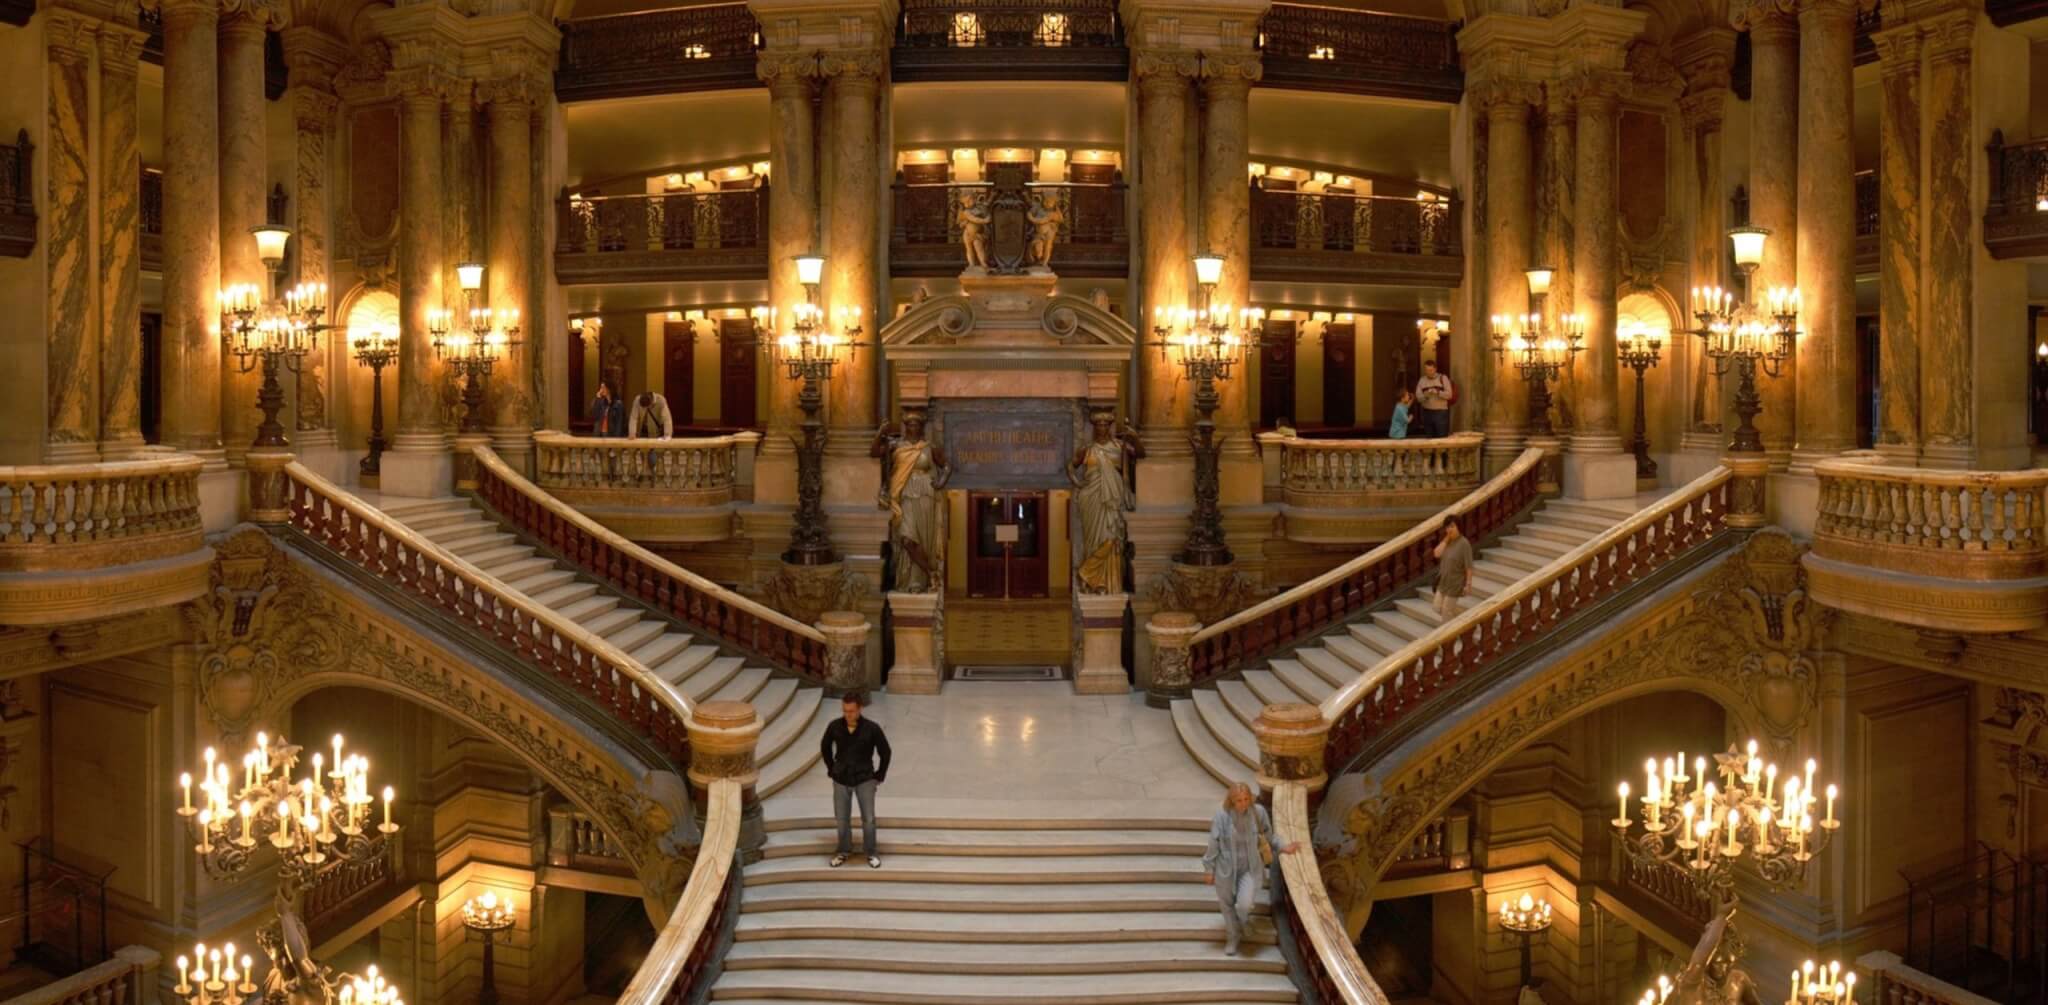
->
374 495 830 796
712 799 1300 1004
1173 496 1641 783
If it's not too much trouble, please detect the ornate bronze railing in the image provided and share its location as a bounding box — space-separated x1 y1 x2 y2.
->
1986 130 2048 259
1616 853 1714 926
556 3 762 101
1273 782 1387 1005
1257 4 1461 102
302 849 397 933
1 946 160 1005
617 779 742 1005
1251 188 1461 286
1855 952 2003 1005
469 445 834 683
889 179 1128 277
0 129 33 259
893 0 1126 81
1320 466 1732 772
555 187 768 285
1187 447 1543 684
281 462 694 767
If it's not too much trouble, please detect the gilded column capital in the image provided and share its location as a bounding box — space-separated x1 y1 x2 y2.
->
1568 67 1629 111
1922 9 1972 64
1731 0 1799 36
1678 88 1727 134
1870 23 1924 73
817 47 885 83
389 65 457 107
292 84 339 133
220 0 287 33
757 50 818 90
478 74 544 114
95 20 150 70
1133 48 1201 84
1542 80 1574 127
442 74 476 113
1470 77 1540 119
1200 51 1261 88
44 7 99 62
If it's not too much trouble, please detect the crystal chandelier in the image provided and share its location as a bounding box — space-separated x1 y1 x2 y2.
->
1688 226 1799 454
1613 740 1839 904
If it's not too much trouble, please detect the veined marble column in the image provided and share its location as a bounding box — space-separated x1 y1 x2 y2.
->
1538 81 1575 435
1873 26 1923 464
1920 13 1973 467
1792 0 1859 467
393 74 448 452
98 23 150 459
820 52 881 436
43 10 98 463
441 80 479 433
1481 81 1535 472
1745 5 1799 467
1679 83 1728 441
1569 73 1624 455
1200 59 1256 451
758 55 818 464
218 7 270 462
485 77 537 469
285 29 344 452
1454 101 1490 435
1134 52 1196 435
159 0 223 462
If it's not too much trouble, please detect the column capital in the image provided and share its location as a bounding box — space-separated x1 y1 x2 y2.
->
219 0 286 33
1921 8 1972 63
1470 77 1541 118
1133 48 1201 82
1542 79 1574 126
441 74 476 112
1678 87 1727 133
389 65 457 106
757 50 818 89
1870 22 1925 72
44 6 99 62
1567 67 1630 111
95 20 150 68
478 73 545 114
1200 51 1262 88
1731 0 1799 35
817 47 886 82
292 84 339 133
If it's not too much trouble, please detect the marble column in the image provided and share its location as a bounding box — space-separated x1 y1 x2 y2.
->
218 7 269 462
1569 73 1625 457
1454 100 1489 435
820 52 881 436
286 36 343 452
1200 59 1256 451
43 10 98 463
1920 13 1973 467
1792 0 1859 467
486 78 537 470
1538 81 1575 435
1873 26 1923 464
1481 81 1535 472
758 56 818 467
441 80 479 433
1134 52 1196 435
1679 83 1728 441
159 0 223 462
1745 6 1799 467
98 23 150 459
393 74 448 453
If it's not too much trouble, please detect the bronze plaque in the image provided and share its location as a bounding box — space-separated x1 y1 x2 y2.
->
940 402 1074 490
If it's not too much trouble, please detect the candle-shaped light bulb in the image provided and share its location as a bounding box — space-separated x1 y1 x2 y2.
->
383 785 394 828
1825 783 1838 825
177 956 189 991
181 772 193 812
240 801 253 841
1617 781 1631 825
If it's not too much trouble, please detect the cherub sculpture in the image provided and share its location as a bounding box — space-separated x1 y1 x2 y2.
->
958 190 992 271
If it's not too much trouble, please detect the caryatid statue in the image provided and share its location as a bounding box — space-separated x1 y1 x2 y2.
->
873 408 951 593
1069 410 1144 594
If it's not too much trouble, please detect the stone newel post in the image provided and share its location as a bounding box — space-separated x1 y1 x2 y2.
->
1253 702 1329 802
1724 452 1770 529
246 449 294 525
815 610 871 697
884 593 942 696
1144 611 1200 709
1073 593 1131 695
686 700 764 862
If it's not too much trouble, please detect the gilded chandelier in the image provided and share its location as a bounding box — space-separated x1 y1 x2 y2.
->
1612 740 1839 905
178 732 398 889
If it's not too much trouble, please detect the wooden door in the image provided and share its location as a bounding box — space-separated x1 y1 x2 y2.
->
1260 319 1297 429
966 491 1050 599
1322 322 1357 429
719 317 758 428
662 321 694 427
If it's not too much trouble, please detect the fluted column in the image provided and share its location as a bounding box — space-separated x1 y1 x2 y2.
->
485 77 537 470
1134 51 1196 435
1569 73 1624 454
1677 63 1729 441
820 51 882 437
1873 25 1923 464
1480 81 1535 473
1537 81 1575 436
285 28 344 452
758 55 818 470
1792 0 1858 468
1744 5 1799 468
98 22 149 459
1200 58 1256 451
393 73 447 452
1920 12 1973 467
218 6 270 462
158 0 223 462
43 10 97 463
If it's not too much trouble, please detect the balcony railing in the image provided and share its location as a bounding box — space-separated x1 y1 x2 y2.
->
556 3 762 102
1986 130 2048 259
1258 4 1462 102
0 455 211 626
554 186 768 285
0 946 159 1005
1385 808 1471 877
893 0 1126 81
531 430 758 543
1251 188 1462 286
1855 168 1877 274
1616 853 1715 927
890 179 1129 277
1856 952 2004 1005
1265 432 1486 543
547 804 633 876
1 129 32 259
141 169 163 273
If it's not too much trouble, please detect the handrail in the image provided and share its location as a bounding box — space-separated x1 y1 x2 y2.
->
533 430 753 494
1812 457 2048 556
280 462 695 765
1273 783 1386 1005
468 445 835 681
1855 951 2003 1005
0 454 205 564
3 945 158 1005
1320 466 1733 769
1279 431 1484 493
618 778 742 1005
1187 447 1543 681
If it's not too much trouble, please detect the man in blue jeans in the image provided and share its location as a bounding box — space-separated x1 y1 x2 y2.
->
820 692 891 868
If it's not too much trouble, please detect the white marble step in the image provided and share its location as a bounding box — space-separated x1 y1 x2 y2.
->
1266 659 1334 704
761 825 1208 860
740 879 1269 914
1191 690 1258 769
707 966 1299 1004
720 938 1287 975
734 909 1277 944
603 617 667 655
755 694 830 798
745 852 1209 886
1169 700 1246 788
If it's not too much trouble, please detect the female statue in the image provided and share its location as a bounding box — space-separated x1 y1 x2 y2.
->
872 409 950 593
1069 410 1144 594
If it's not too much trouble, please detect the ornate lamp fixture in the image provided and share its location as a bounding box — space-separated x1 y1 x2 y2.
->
222 224 328 450
1637 958 1859 1005
1497 893 1552 989
767 254 864 566
1148 253 1272 567
430 263 521 434
1688 226 1799 454
461 892 516 1005
1490 268 1584 437
351 330 397 482
1613 740 1840 907
1618 323 1665 480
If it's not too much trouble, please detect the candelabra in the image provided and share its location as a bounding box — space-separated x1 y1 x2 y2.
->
1639 974 1675 1005
430 263 522 434
767 255 863 566
462 892 516 1005
1490 268 1584 437
351 330 397 481
1148 254 1272 567
1688 226 1799 454
1619 323 1665 480
1786 959 1858 1005
222 224 329 450
1497 893 1552 989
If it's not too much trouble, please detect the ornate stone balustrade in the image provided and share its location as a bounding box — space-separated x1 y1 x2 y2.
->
556 3 763 101
1187 447 1543 685
554 187 768 285
0 129 33 258
1986 130 2048 259
1805 459 2048 632
1856 952 2003 1005
1257 4 1461 102
1251 188 1462 286
618 778 741 1005
1386 808 1470 876
893 0 1127 81
547 804 632 876
531 430 757 542
1273 782 1387 1005
889 179 1128 277
1 946 159 1005
1615 852 1714 926
303 847 398 936
1273 432 1485 542
0 455 211 625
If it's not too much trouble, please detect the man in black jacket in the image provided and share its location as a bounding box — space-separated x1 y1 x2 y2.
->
821 692 891 868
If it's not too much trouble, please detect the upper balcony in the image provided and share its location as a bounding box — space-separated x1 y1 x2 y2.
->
1986 130 2048 259
1251 183 1462 286
554 184 768 285
555 3 763 102
892 0 1128 83
890 176 1129 278
1256 4 1462 103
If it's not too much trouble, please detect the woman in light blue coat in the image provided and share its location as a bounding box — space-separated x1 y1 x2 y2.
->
1202 782 1301 955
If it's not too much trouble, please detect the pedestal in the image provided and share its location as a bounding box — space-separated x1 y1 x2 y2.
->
245 449 293 525
1723 452 1771 530
885 591 942 695
1072 592 1130 695
762 560 869 627
814 610 871 697
1144 610 1201 709
1562 449 1638 501
1527 434 1566 496
1152 560 1254 627
1253 702 1329 801
685 700 765 862
379 435 453 499
452 432 490 493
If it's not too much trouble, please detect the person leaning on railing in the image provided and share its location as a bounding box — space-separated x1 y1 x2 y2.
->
1414 359 1454 438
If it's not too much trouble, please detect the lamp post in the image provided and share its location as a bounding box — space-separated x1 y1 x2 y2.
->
430 263 521 434
1149 254 1271 567
352 330 397 481
461 892 515 1005
222 224 328 450
1688 226 1800 454
1619 323 1665 480
1490 268 1584 437
767 254 862 566
1497 893 1552 989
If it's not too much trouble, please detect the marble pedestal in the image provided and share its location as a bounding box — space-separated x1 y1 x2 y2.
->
1072 592 1131 695
380 436 454 499
886 591 942 695
1562 449 1637 500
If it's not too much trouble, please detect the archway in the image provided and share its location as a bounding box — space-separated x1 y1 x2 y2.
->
339 289 401 467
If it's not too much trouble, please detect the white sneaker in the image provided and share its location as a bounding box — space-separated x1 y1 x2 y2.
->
867 855 882 868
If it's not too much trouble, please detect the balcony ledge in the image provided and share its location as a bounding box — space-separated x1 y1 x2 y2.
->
1803 551 2048 634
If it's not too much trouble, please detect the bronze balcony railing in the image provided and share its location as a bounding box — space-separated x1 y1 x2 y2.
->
1251 187 1462 286
140 168 163 273
556 3 762 101
890 179 1128 277
1615 853 1714 928
893 0 1126 81
1986 130 2048 259
1855 168 1877 274
1 128 32 259
555 186 769 285
1258 4 1461 102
